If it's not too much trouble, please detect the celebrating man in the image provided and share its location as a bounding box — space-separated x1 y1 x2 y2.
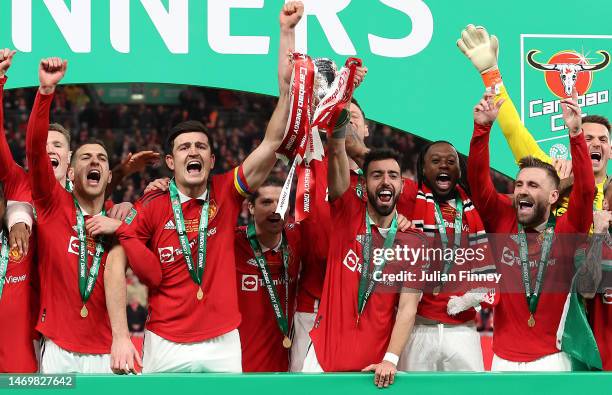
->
234 177 302 372
93 53 293 371
303 108 425 387
468 90 594 370
458 24 610 213
26 58 120 373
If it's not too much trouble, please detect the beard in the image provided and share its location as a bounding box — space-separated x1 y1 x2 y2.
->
516 201 549 228
367 189 398 217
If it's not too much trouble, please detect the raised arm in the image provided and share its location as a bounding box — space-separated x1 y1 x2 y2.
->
278 1 303 94
560 90 596 233
26 58 67 205
467 92 511 227
327 123 351 201
457 25 550 164
0 49 20 181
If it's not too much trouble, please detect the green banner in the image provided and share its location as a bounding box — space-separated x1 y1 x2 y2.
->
1 373 611 394
1 0 611 176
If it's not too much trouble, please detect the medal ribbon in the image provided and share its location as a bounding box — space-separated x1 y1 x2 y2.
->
246 220 290 337
518 215 556 318
358 213 398 317
0 232 9 300
433 195 463 287
169 179 210 287
74 197 106 305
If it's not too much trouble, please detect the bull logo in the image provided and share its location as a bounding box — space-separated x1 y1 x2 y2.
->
527 49 610 97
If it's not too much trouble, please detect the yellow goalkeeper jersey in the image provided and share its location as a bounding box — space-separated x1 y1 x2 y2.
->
494 84 604 215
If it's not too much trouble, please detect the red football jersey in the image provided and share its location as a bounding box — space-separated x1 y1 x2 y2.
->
309 188 426 371
587 243 612 370
235 223 302 372
120 169 246 343
468 122 594 362
26 92 112 354
296 156 362 313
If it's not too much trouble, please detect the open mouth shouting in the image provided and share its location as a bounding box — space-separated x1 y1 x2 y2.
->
590 150 603 167
86 169 101 186
517 197 535 217
50 157 59 169
435 172 453 192
377 188 394 204
186 160 203 175
267 213 282 224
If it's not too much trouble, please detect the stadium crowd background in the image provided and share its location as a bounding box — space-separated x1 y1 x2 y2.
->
2 83 511 335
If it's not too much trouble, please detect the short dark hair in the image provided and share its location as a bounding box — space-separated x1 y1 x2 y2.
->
350 98 366 120
517 156 560 188
363 148 402 175
248 176 284 203
582 114 611 133
49 123 71 146
416 140 470 196
71 138 109 165
165 120 214 154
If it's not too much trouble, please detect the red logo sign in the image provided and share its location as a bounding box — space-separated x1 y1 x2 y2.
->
527 49 610 98
158 247 175 263
603 288 612 305
241 274 258 291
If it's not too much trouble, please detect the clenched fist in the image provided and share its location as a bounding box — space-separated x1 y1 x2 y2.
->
280 1 304 32
39 57 67 94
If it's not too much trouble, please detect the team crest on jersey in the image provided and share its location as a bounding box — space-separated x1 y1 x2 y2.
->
158 247 175 263
9 246 24 263
208 200 218 222
242 274 258 291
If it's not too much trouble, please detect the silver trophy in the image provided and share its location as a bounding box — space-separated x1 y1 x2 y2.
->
313 58 338 103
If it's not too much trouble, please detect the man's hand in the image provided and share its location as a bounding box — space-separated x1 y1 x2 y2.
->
119 151 161 176
107 202 134 222
9 222 30 257
0 48 16 76
280 1 304 32
86 216 122 237
561 88 582 137
552 158 573 179
473 92 504 126
39 57 67 94
397 214 412 232
593 210 612 234
353 65 368 88
144 177 170 194
110 336 142 375
457 24 499 74
362 360 397 388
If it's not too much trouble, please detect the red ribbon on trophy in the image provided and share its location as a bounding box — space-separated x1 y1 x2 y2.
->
311 57 363 136
275 55 363 220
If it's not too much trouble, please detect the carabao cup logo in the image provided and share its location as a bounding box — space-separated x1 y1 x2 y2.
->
527 49 610 98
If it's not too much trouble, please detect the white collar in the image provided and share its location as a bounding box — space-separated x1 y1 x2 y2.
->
76 201 105 217
177 188 208 204
260 234 283 253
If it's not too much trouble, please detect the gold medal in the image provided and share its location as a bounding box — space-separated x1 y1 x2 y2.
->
197 287 204 300
80 305 88 318
282 336 292 349
528 314 535 328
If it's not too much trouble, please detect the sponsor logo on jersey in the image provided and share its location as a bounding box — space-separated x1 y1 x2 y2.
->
242 274 258 291
501 247 515 266
603 288 612 305
164 220 176 230
343 249 360 272
1 274 27 285
246 258 258 267
158 247 175 263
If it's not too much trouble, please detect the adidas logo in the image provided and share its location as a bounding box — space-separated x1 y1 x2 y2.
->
164 220 176 230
